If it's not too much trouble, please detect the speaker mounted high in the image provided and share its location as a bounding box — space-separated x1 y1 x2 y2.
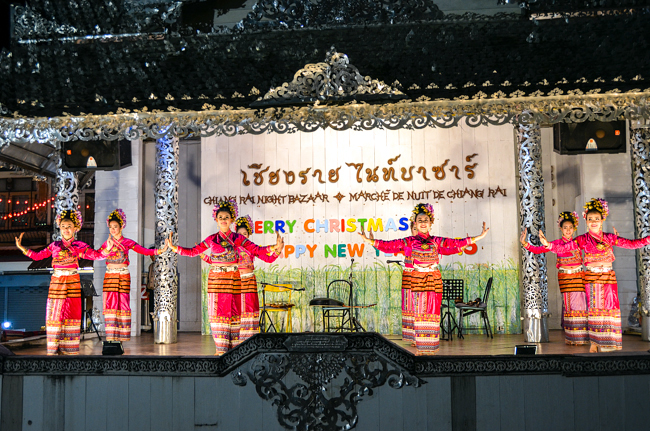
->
553 120 626 155
62 139 132 172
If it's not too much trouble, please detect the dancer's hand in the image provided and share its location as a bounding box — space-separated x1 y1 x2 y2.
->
358 228 374 244
273 231 284 253
472 222 490 243
157 242 169 254
106 236 114 250
15 232 26 253
613 226 619 237
538 230 550 247
520 228 528 246
15 232 24 248
165 232 175 251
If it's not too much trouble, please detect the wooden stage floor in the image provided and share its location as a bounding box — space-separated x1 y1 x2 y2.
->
10 330 650 357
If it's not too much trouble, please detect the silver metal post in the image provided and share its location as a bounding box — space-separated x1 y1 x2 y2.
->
53 151 79 241
517 120 549 343
630 126 650 340
153 133 179 344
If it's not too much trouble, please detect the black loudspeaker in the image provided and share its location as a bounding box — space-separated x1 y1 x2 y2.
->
102 341 124 355
62 140 132 171
553 120 626 155
514 345 537 355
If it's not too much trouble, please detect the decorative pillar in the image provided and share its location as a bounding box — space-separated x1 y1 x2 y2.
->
53 151 79 241
630 126 650 340
153 133 179 344
517 120 549 343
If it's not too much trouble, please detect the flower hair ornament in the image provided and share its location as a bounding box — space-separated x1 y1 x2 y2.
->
557 211 579 228
106 208 127 229
56 209 83 230
412 203 434 222
235 215 253 235
582 198 609 220
212 199 239 222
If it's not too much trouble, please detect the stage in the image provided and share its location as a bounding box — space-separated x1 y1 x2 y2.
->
3 331 650 431
8 330 650 357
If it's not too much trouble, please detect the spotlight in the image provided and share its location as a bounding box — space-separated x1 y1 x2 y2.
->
2 321 12 330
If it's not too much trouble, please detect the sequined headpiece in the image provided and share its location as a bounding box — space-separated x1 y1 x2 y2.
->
56 209 83 230
412 203 434 222
583 198 609 220
235 215 253 235
557 211 579 228
107 208 126 229
212 199 238 222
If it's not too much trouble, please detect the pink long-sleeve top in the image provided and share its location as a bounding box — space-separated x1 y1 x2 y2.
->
524 237 583 268
99 236 157 265
550 232 650 266
373 232 472 268
178 231 279 265
25 238 107 269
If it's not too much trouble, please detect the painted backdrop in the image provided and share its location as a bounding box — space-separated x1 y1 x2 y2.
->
199 124 520 335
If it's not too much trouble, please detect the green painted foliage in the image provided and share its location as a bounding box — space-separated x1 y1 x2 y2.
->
200 260 520 335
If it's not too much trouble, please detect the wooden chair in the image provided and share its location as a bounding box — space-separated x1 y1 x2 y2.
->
456 277 493 339
259 282 302 333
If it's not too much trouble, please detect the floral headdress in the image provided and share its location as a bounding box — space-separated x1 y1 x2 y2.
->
412 203 434 222
212 199 238 222
56 209 83 230
235 215 253 235
583 198 609 220
106 208 127 229
557 211 579 228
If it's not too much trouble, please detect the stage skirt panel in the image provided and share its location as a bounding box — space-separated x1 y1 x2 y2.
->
584 270 622 350
207 269 242 355
239 273 260 343
558 271 589 345
46 272 82 355
103 268 132 341
402 270 442 355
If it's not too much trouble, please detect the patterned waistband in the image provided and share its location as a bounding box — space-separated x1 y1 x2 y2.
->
240 272 255 279
586 266 613 273
106 267 130 274
210 265 238 273
558 267 583 274
52 269 79 277
406 264 439 273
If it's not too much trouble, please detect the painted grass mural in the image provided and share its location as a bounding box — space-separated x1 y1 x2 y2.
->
200 260 521 336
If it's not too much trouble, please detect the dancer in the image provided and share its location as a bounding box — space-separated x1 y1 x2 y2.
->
541 198 650 352
358 203 489 355
521 211 588 345
167 200 283 355
98 209 167 341
15 210 113 355
396 219 468 343
199 215 277 340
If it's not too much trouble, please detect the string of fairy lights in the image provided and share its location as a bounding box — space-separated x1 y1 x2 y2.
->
0 196 55 221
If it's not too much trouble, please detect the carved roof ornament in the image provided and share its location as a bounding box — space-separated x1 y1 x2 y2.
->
237 0 445 31
251 47 407 107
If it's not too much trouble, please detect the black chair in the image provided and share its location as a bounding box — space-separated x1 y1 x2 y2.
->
310 279 359 332
440 279 464 341
456 277 493 339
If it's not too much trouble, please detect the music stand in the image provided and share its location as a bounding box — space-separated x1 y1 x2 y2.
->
80 279 102 341
441 279 464 341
